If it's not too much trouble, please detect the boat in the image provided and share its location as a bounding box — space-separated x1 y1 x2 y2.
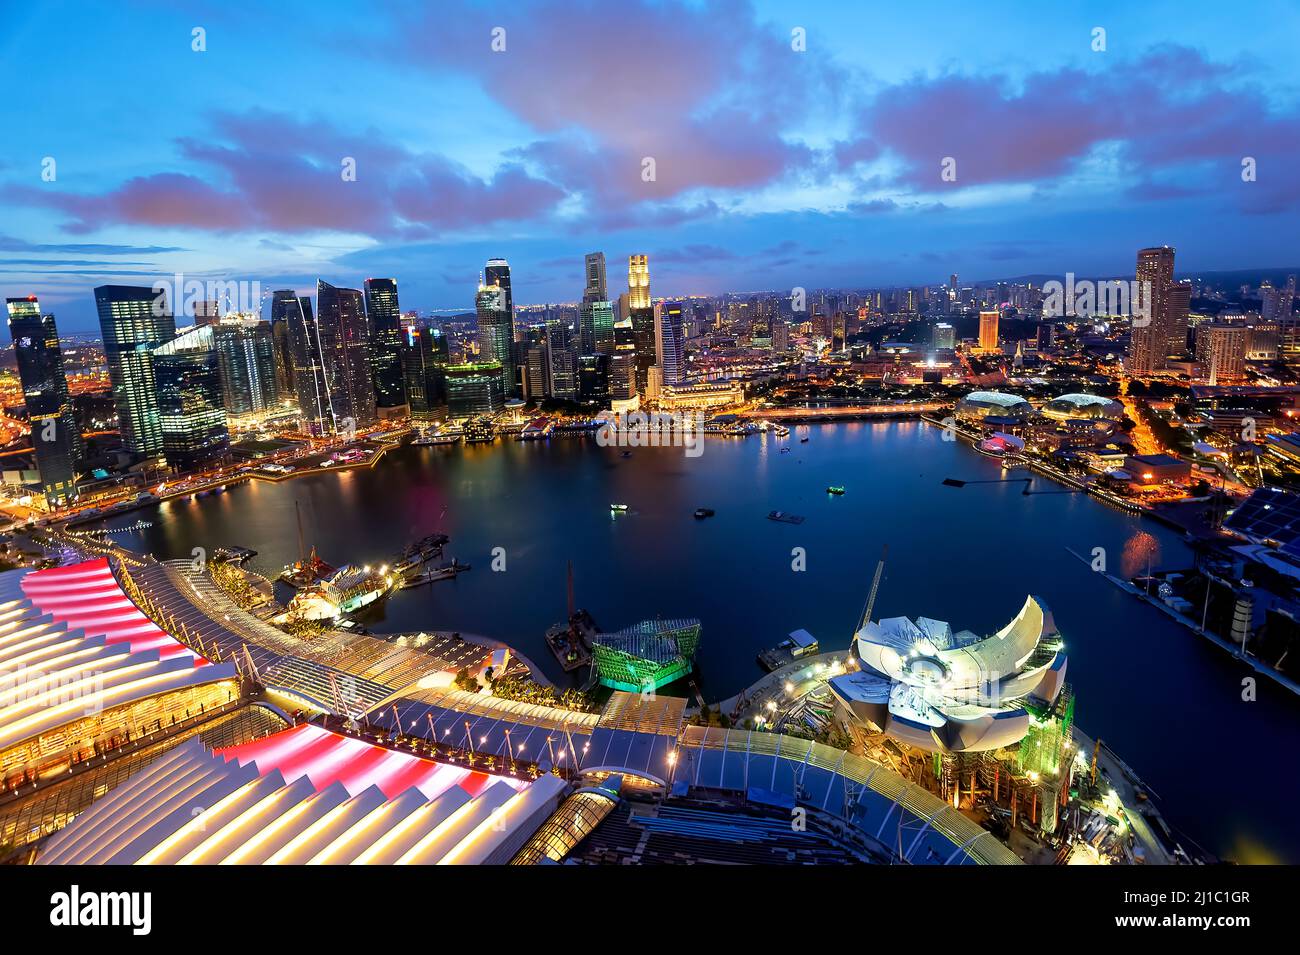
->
279 547 335 587
800 437 810 443
610 503 629 512
827 486 846 495
694 508 715 519
771 424 791 438
780 447 791 453
620 450 632 458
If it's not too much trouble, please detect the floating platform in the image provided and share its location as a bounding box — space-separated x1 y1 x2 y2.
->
767 511 805 524
546 609 598 672
694 508 715 519
400 560 470 589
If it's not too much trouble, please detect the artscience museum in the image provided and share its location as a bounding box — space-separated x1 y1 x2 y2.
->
829 596 1068 753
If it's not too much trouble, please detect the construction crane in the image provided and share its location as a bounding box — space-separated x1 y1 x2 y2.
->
852 545 888 645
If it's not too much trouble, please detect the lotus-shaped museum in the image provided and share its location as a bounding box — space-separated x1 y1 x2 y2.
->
829 596 1067 753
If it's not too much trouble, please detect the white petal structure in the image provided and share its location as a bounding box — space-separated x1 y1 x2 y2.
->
37 723 567 865
829 596 1067 753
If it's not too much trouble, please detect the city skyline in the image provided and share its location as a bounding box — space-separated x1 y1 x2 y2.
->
3 0 1300 330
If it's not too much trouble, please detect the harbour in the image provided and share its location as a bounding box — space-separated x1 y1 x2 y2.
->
87 420 1300 862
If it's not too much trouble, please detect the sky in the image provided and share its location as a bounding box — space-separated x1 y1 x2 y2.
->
2 0 1299 332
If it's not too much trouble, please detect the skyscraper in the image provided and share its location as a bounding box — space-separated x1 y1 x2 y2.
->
317 280 377 431
628 255 655 391
283 294 332 436
1128 246 1176 374
978 310 1000 353
268 291 299 399
1166 280 1192 355
1195 323 1248 384
545 318 577 400
151 324 229 471
484 258 513 314
628 254 650 310
578 353 611 405
933 322 956 350
363 278 407 414
403 325 449 423
445 362 505 418
95 284 176 457
584 252 607 302
655 301 686 386
211 314 280 419
6 297 83 506
477 261 516 398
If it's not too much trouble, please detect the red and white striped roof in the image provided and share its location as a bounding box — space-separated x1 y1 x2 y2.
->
19 558 205 666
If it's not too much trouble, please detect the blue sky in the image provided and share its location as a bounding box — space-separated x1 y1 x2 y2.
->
2 0 1298 331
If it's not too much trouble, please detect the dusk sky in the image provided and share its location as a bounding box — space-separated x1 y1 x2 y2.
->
3 0 1299 332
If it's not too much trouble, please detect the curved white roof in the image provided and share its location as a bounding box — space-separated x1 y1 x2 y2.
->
37 724 559 865
0 561 236 754
836 596 1065 753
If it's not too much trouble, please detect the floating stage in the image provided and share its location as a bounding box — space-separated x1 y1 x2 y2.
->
590 618 702 692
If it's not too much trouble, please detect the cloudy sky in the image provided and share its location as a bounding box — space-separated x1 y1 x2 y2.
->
3 0 1298 331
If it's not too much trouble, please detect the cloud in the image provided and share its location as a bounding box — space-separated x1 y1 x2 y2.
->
851 44 1300 211
5 111 566 238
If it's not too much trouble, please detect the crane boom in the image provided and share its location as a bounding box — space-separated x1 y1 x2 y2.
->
853 545 889 642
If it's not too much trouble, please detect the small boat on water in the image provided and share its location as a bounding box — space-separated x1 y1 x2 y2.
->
827 486 845 495
800 437 810 443
610 503 629 512
694 508 715 519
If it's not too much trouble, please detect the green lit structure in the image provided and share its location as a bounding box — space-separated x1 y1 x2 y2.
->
591 618 701 692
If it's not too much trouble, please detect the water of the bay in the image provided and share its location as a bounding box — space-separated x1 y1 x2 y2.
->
99 420 1300 863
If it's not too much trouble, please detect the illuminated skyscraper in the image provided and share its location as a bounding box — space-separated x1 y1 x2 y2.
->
628 255 655 392
445 362 505 418
268 291 299 399
584 252 607 302
283 294 332 436
403 325 449 423
151 324 229 471
211 314 280 419
94 284 176 457
628 254 650 310
933 322 956 350
545 318 577 400
1166 280 1192 355
1128 246 1176 374
484 258 513 313
1195 323 1248 384
363 278 407 414
476 276 515 398
655 301 686 386
6 297 83 506
978 310 1000 353
317 280 377 430
578 353 611 405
